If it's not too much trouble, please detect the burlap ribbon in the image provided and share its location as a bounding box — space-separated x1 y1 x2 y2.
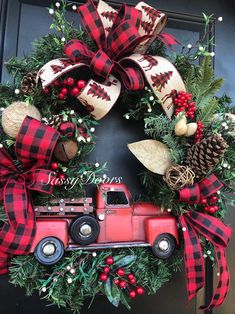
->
0 116 59 274
38 0 185 120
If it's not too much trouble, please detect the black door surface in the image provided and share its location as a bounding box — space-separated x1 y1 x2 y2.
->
0 1 234 314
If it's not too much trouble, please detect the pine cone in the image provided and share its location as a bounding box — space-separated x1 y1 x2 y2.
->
185 134 228 176
21 71 37 95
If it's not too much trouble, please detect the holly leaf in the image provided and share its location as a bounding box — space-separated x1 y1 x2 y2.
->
114 255 137 268
104 277 120 307
120 290 131 310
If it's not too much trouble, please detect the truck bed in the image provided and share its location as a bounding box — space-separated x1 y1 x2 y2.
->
34 198 94 216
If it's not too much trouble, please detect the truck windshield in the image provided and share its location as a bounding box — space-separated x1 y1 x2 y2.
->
107 191 129 205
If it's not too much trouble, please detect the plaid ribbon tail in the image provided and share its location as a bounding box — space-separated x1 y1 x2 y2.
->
26 168 57 194
183 210 232 309
157 33 180 47
200 247 230 310
179 215 205 301
0 177 35 273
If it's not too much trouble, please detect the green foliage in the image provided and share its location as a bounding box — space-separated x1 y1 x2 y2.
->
144 114 186 164
186 56 224 108
197 97 219 127
10 248 181 313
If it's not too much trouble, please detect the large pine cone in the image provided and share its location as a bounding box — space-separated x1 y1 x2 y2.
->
185 134 228 176
21 71 37 95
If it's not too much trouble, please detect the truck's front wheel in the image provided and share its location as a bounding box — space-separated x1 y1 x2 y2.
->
34 237 64 265
152 233 175 259
70 215 100 245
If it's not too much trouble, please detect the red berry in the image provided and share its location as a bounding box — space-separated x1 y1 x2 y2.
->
204 206 209 212
117 268 125 277
103 266 110 273
106 256 114 265
100 273 108 282
127 274 135 280
77 80 86 89
58 173 66 180
61 87 68 95
58 93 65 100
129 290 136 298
43 87 50 94
210 196 218 204
119 280 127 289
208 206 216 214
213 205 219 211
71 87 80 96
66 77 75 86
136 287 144 295
130 278 136 284
200 198 207 205
63 79 68 85
113 279 119 285
51 162 59 170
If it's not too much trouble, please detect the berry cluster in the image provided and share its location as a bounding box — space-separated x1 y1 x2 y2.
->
200 195 220 214
195 120 204 143
173 91 196 119
43 78 86 100
50 162 66 181
99 256 144 299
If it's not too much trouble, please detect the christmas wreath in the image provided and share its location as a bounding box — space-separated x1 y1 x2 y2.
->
0 0 234 312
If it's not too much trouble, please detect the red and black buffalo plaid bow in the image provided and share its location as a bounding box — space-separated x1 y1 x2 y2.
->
178 174 232 310
64 0 176 90
0 116 59 274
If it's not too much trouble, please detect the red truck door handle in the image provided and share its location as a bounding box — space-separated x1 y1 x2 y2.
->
105 209 116 214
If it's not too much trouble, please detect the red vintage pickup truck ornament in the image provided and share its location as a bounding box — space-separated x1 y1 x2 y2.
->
31 183 179 265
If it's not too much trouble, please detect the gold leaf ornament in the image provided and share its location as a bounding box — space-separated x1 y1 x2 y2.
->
128 139 172 175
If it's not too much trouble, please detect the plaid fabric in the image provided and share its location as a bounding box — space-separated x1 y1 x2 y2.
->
180 210 232 310
62 0 150 91
0 116 59 274
179 174 223 204
90 49 113 78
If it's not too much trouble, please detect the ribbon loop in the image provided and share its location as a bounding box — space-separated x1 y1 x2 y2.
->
0 116 59 274
90 49 114 79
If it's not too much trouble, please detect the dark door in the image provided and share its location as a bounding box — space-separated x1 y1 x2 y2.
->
0 1 234 314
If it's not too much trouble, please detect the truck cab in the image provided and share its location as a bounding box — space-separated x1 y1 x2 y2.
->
31 183 179 265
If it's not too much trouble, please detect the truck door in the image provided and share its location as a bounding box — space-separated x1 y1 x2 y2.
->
104 190 132 242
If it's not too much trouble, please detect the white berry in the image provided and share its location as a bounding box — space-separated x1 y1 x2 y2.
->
86 137 91 142
70 110 74 115
207 250 211 255
49 8 54 15
66 265 71 271
14 88 20 94
187 44 192 49
95 162 99 168
61 37 66 42
147 108 152 112
42 287 47 292
125 115 130 120
55 2 60 8
199 46 204 51
72 5 77 10
0 107 4 111
90 127 95 132
78 118 83 124
70 269 75 274
218 16 223 22
0 144 3 148
67 278 73 284
92 252 97 257
167 208 172 212
182 227 187 232
211 52 215 57
149 96 154 101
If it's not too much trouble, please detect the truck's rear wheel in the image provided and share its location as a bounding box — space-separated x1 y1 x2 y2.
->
34 237 64 265
152 233 175 259
70 215 100 245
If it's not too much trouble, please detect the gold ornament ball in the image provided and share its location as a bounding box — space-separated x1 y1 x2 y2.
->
54 140 78 162
1 101 41 138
